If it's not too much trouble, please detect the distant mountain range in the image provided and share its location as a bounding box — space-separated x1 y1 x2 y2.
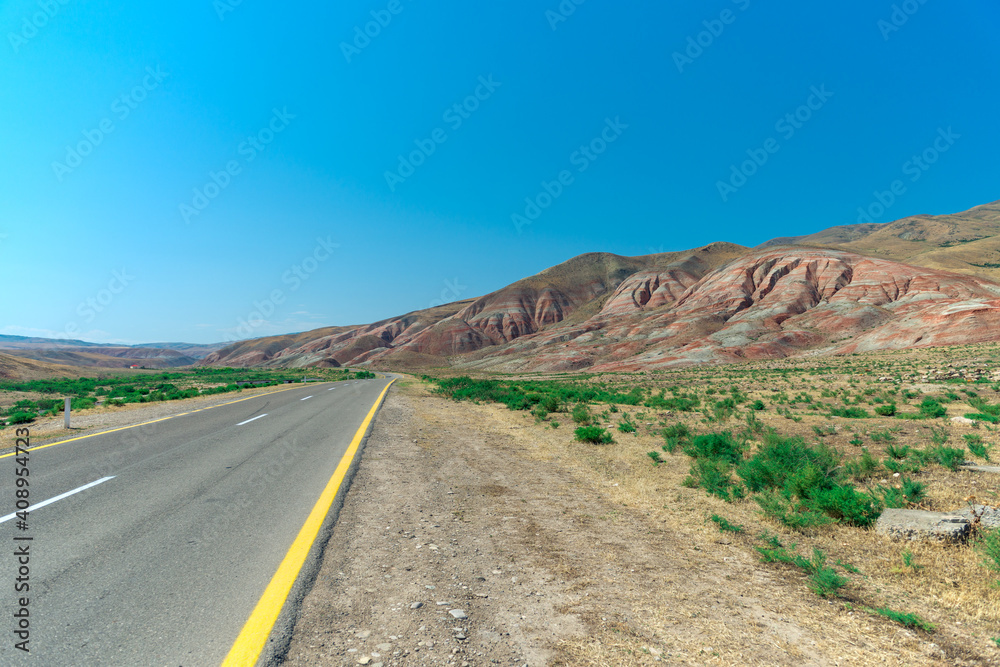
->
198 198 1000 372
0 336 226 369
12 199 1000 374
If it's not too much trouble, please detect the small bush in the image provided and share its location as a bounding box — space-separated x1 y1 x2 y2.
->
9 412 36 425
686 458 744 501
808 485 882 527
875 403 897 416
975 528 1000 577
929 426 949 445
663 423 691 440
919 398 947 419
574 426 613 444
750 399 765 411
684 431 744 464
964 434 990 461
845 448 880 481
755 491 832 531
932 446 966 471
886 443 910 460
647 451 663 466
710 514 744 533
902 477 927 504
869 429 895 443
571 404 591 425
869 607 935 632
830 406 871 419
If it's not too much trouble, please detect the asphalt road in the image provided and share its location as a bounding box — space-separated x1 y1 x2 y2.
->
0 377 393 666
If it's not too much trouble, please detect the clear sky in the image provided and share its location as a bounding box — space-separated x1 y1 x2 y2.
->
1 0 998 344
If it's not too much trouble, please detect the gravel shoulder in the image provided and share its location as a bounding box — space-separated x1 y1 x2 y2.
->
284 380 975 666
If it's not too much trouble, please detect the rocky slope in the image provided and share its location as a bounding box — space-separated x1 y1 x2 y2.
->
760 199 1000 281
201 243 748 370
199 199 1000 373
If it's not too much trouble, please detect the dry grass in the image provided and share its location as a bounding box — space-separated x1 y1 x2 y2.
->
421 342 1000 663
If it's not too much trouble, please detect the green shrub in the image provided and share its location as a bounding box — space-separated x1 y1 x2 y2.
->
710 514 744 533
750 399 765 411
807 557 849 597
617 416 636 433
902 477 927 504
964 434 990 460
647 451 663 466
684 431 745 464
919 398 947 419
574 426 613 444
663 423 691 440
541 395 561 413
8 412 35 425
932 446 966 471
755 545 846 597
845 448 880 481
830 406 870 419
975 528 1000 577
737 434 839 494
807 485 882 527
869 607 935 632
869 429 895 443
929 426 949 445
572 404 591 425
886 443 910 460
687 458 743 501
875 403 897 416
755 491 832 530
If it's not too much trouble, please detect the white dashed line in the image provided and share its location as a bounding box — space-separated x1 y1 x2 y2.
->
0 477 116 524
237 414 268 426
301 396 313 401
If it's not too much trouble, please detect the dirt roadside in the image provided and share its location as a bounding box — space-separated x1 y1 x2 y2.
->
284 380 982 666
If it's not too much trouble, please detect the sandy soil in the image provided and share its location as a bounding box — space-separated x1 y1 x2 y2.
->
283 381 991 666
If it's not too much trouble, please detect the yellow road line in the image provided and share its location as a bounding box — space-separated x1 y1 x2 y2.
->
0 383 311 460
222 379 395 667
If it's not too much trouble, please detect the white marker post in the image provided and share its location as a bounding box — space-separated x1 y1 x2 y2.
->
65 397 71 429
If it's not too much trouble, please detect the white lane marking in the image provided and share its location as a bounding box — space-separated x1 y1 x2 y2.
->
301 396 313 401
237 414 268 426
0 476 116 524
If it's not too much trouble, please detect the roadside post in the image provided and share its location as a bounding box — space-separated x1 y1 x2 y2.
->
65 397 71 429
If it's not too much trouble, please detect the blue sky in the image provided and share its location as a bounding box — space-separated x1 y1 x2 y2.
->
1 0 997 344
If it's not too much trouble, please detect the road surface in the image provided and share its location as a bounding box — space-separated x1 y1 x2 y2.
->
1 377 392 666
